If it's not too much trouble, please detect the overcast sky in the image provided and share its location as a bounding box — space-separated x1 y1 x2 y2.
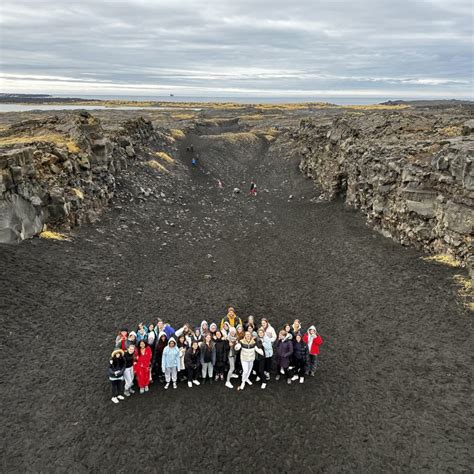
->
0 0 472 98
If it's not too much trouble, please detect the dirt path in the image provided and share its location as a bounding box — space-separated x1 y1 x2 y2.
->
1 132 471 472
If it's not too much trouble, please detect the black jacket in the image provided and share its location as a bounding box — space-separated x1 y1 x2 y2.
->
293 341 308 360
214 339 229 365
184 347 201 369
108 356 125 380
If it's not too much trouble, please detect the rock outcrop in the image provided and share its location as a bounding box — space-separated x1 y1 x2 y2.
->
296 112 473 264
0 112 172 243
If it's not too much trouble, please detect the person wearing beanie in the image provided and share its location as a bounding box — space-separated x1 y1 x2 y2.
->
108 348 126 403
237 331 263 391
303 326 323 376
225 327 240 389
213 331 229 382
275 330 293 384
184 341 201 388
291 333 309 384
162 337 180 389
123 344 136 396
200 333 216 383
135 340 152 394
220 307 243 331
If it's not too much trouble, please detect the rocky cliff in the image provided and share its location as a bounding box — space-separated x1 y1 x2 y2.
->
296 112 473 266
0 112 174 243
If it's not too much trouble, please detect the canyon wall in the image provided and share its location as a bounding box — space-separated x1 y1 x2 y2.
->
0 112 173 243
296 112 473 266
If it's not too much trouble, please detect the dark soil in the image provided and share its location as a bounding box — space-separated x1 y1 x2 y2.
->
1 131 471 473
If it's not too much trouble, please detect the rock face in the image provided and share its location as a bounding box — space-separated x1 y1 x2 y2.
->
296 112 473 263
0 112 170 243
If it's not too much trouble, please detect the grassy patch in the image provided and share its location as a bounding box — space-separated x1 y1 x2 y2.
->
0 133 80 153
422 254 462 268
155 151 174 163
146 160 168 172
170 129 185 140
440 126 463 137
39 230 70 241
171 113 196 120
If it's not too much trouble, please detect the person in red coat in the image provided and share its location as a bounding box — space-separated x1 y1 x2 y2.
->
134 340 152 393
303 325 323 376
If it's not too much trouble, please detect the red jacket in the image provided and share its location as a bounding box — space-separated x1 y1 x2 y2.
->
303 333 323 355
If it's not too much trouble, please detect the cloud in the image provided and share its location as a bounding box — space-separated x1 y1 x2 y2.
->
0 0 472 98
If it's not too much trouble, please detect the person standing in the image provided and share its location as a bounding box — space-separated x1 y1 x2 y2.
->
275 330 293 384
291 334 309 383
225 327 240 389
249 180 257 196
108 349 126 404
255 328 268 389
200 333 216 383
135 340 152 394
220 307 243 330
162 337 180 389
123 345 136 396
238 331 264 391
213 331 229 381
185 341 201 388
303 326 323 376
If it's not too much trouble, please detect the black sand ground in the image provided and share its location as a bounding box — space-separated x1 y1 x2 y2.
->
1 132 471 473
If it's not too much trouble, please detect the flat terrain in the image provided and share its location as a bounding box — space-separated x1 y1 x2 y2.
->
1 125 471 472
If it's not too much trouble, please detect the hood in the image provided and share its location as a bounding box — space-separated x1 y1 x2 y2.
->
166 337 177 348
128 331 137 339
283 333 293 342
158 330 168 339
307 325 317 333
200 320 208 332
111 348 124 358
209 323 217 331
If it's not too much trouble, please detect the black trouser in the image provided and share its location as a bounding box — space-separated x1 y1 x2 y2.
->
264 356 272 374
295 358 306 376
187 366 199 381
111 379 123 397
255 358 265 380
215 362 226 376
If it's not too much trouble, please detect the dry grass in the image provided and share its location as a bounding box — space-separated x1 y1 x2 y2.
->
155 151 174 163
0 133 80 153
170 129 185 140
422 254 462 268
440 126 463 137
171 113 196 120
39 230 70 241
145 160 168 172
453 275 472 295
71 188 84 200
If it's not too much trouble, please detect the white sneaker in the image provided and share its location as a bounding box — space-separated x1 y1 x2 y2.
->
299 377 304 384
225 381 233 389
231 374 239 379
193 380 200 386
287 379 292 384
275 375 280 381
188 381 193 388
111 397 119 404
140 388 145 394
144 386 149 392
252 370 256 375
238 383 245 391
117 395 125 400
256 376 261 382
264 371 269 378
261 383 266 390
173 382 177 389
165 383 170 390
246 379 253 386
280 368 285 375
291 375 299 381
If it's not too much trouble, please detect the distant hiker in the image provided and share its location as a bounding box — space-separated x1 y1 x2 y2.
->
191 157 197 166
249 180 257 196
162 337 180 389
303 326 323 376
217 179 224 189
220 307 243 331
123 345 136 397
108 348 126 404
275 330 293 384
135 340 152 394
184 341 201 388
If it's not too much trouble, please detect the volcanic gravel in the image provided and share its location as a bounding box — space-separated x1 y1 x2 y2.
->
1 133 471 473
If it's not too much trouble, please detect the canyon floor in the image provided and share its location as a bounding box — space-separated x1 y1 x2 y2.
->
1 108 472 472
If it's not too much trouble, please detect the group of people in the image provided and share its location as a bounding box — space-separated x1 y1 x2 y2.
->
108 307 323 404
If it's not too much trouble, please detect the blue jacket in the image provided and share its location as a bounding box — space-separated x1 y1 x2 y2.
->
262 334 273 358
162 338 180 371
